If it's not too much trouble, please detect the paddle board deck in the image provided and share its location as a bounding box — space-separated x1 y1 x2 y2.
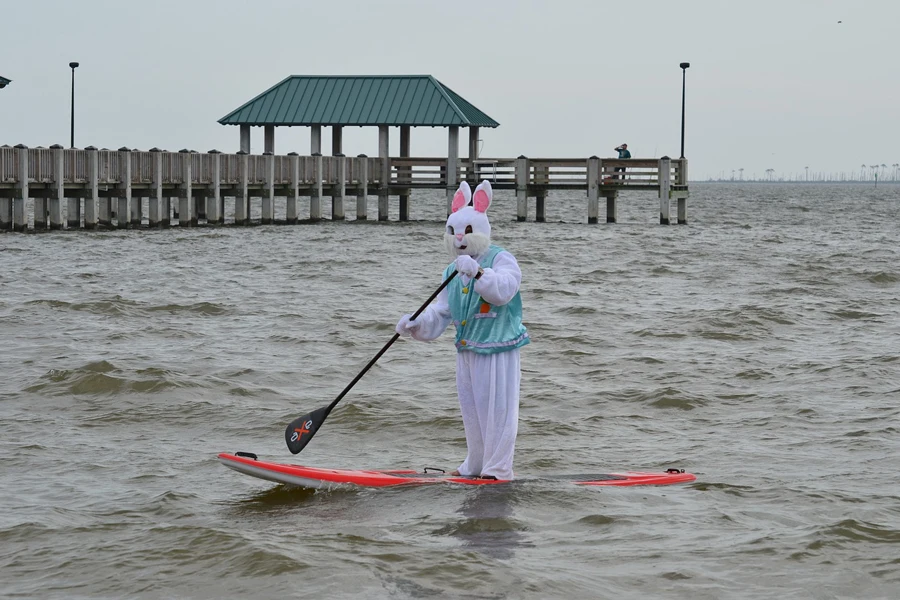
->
218 452 696 489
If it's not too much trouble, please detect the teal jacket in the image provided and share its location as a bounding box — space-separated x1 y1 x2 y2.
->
442 245 530 354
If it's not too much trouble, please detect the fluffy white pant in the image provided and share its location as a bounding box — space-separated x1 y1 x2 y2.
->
455 349 521 480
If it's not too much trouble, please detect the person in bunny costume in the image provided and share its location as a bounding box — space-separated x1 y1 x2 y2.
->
396 180 529 480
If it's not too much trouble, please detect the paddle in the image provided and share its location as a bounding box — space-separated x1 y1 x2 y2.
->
284 270 459 454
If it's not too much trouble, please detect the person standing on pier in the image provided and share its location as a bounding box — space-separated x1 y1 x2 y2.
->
614 143 631 179
395 180 529 481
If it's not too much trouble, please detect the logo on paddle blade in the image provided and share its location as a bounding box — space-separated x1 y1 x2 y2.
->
290 419 313 443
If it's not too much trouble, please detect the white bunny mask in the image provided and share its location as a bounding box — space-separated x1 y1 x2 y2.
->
444 180 493 258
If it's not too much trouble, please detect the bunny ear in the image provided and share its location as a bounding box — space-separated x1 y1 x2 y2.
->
451 181 472 213
473 180 492 213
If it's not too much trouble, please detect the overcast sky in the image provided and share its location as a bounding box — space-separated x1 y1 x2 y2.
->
1 0 897 180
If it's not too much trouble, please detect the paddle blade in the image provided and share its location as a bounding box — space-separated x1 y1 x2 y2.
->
284 405 330 454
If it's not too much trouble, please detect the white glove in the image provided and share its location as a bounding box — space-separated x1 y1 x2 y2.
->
395 314 421 337
455 255 480 278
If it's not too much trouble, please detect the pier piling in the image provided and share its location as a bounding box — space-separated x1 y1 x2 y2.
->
84 148 98 229
51 146 65 230
356 154 368 221
587 156 600 224
262 153 274 225
179 150 192 228
286 153 299 224
659 156 671 225
0 196 9 230
209 151 222 225
333 154 346 221
515 156 528 222
14 146 28 232
311 154 323 221
606 192 618 224
677 160 689 224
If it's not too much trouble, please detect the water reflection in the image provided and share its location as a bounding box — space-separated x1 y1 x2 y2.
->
450 484 529 560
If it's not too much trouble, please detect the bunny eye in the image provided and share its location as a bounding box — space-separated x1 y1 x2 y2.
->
447 225 454 234
465 225 473 234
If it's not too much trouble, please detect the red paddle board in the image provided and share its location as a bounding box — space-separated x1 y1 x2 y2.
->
218 452 696 489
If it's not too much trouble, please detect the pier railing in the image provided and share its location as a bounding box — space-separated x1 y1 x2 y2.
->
1 147 687 189
0 146 688 230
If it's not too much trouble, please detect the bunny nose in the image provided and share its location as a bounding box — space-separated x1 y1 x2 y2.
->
455 233 464 241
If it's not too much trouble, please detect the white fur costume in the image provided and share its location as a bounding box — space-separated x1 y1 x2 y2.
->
396 181 526 480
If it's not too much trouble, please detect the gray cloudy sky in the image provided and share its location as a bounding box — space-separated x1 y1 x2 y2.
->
2 0 897 179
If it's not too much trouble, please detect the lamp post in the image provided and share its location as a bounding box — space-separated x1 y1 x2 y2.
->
69 62 79 148
679 62 690 159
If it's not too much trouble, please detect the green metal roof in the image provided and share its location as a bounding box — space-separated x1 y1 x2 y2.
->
218 75 498 128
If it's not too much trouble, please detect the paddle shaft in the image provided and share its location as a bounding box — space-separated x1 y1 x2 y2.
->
286 270 459 453
321 270 458 418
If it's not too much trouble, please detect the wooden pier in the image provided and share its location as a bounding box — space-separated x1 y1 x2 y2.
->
0 145 689 232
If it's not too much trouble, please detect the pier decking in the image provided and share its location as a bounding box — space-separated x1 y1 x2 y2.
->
0 146 689 232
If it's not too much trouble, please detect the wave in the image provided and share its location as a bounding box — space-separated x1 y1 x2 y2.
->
23 297 229 317
865 272 899 284
602 386 708 410
828 309 883 320
146 302 229 315
809 519 900 546
24 360 198 397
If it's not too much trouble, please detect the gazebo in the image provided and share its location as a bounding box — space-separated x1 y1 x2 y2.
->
217 74 498 168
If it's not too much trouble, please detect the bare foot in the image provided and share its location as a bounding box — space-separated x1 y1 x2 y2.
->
450 470 461 476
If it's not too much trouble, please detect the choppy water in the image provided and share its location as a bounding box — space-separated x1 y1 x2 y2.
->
1 183 899 599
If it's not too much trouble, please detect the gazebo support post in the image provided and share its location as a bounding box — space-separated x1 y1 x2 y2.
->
311 126 322 155
468 126 480 183
332 126 343 220
446 126 459 215
240 125 250 154
264 126 275 154
378 125 389 221
399 126 410 221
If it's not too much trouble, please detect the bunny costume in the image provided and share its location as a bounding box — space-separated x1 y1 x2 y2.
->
396 180 528 480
